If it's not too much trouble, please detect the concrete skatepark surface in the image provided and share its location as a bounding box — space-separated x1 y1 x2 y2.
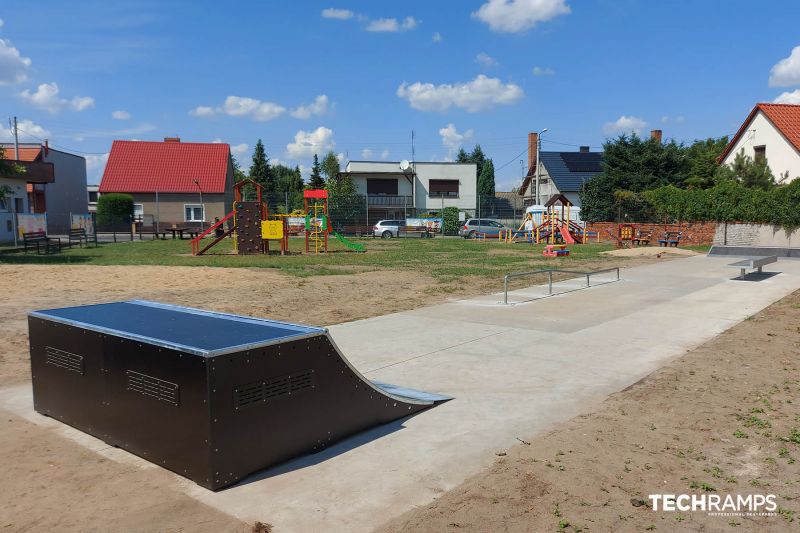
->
2 255 799 532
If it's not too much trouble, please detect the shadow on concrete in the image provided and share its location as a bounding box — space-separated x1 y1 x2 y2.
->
730 271 781 282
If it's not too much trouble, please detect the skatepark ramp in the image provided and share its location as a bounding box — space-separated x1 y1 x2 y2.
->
28 300 447 490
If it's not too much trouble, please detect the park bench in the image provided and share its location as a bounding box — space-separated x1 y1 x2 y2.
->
727 255 777 280
400 225 436 238
658 231 682 247
23 231 61 254
633 229 652 246
68 228 97 248
138 226 168 240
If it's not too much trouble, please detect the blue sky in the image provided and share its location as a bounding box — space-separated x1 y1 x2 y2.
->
2 0 800 189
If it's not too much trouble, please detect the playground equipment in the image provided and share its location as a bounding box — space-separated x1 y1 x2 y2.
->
191 179 288 256
28 300 447 490
303 189 365 254
542 244 570 257
499 197 599 245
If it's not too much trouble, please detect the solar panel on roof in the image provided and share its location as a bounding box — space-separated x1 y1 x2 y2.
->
560 152 602 173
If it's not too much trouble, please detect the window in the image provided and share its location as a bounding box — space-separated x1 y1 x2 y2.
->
133 203 144 222
0 198 7 212
367 179 398 195
428 179 459 198
184 204 204 222
88 191 98 203
754 145 766 164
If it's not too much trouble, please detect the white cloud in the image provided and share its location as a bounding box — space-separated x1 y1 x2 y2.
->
603 115 647 136
286 126 335 158
774 89 800 104
432 32 442 42
290 94 330 119
189 105 216 117
532 66 555 76
212 138 250 158
366 16 418 32
0 19 4 28
769 46 800 88
0 38 30 85
660 115 686 124
222 95 285 121
439 123 474 157
321 8 354 20
19 82 94 113
397 74 523 112
0 119 50 142
111 110 131 120
475 52 498 67
361 148 373 159
381 149 390 160
85 153 110 184
472 0 571 33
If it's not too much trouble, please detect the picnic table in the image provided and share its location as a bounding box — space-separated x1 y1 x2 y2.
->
164 226 200 239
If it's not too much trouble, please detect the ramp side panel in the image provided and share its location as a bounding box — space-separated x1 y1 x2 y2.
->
208 333 438 489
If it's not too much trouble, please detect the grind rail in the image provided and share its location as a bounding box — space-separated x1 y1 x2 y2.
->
502 267 620 305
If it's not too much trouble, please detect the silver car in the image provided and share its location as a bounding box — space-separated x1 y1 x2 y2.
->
459 218 509 238
373 219 404 238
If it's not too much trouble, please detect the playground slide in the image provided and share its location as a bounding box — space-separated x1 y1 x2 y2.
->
559 224 576 244
331 230 366 252
29 300 447 490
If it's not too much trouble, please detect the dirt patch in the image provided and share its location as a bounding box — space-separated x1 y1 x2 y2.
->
602 246 700 257
378 291 800 532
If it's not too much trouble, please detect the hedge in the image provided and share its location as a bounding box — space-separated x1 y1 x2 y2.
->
96 193 134 227
644 180 800 229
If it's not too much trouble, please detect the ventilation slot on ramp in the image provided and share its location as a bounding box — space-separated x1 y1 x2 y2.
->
45 346 84 375
235 369 315 409
127 370 180 407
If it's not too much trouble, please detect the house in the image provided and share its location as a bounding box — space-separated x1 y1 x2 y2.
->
340 160 477 221
518 132 604 207
99 138 235 227
1 142 87 238
719 103 800 184
87 184 99 213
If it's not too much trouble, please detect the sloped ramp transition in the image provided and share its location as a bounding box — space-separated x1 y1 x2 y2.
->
28 300 448 490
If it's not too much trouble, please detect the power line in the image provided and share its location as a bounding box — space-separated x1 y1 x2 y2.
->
494 147 529 171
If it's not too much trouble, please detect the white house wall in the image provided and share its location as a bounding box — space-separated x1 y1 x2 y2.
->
722 111 800 183
0 177 29 242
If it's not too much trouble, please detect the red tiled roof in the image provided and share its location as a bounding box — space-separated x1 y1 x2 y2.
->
719 103 800 162
0 146 42 162
99 140 231 194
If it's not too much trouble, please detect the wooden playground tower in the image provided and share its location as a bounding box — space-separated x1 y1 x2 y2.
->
304 189 329 254
501 194 597 245
190 179 288 256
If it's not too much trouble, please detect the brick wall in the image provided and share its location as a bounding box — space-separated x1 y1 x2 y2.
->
586 221 718 246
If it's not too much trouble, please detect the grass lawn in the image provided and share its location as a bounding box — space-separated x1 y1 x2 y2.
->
0 236 619 280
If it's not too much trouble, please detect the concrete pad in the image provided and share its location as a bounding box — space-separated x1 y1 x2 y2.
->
2 255 799 532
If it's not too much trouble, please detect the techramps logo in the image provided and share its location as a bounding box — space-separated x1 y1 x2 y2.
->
649 493 778 517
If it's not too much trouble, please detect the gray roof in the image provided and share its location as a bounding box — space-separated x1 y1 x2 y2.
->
540 151 603 192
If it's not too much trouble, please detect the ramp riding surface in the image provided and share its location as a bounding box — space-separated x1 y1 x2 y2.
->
27 300 446 490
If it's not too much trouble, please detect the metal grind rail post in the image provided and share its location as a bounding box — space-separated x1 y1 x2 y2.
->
503 267 620 305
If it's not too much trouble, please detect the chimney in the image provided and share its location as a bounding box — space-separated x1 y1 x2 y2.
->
579 146 590 153
527 132 538 175
44 139 49 156
650 130 662 143
164 137 181 143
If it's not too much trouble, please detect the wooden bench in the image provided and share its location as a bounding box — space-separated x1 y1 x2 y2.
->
400 226 435 238
633 230 652 246
68 228 97 247
727 255 777 280
138 226 168 240
658 231 682 247
23 231 61 254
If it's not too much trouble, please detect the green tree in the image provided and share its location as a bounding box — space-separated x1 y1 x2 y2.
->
271 163 305 213
249 139 271 193
714 148 775 190
477 158 496 197
96 193 134 227
308 153 325 189
455 147 469 163
320 151 340 184
0 146 25 203
231 156 247 182
684 137 728 189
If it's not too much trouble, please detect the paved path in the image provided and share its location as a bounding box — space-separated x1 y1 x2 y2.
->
3 255 799 532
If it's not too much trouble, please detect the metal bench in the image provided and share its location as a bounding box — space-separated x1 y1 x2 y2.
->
727 255 777 280
22 231 61 254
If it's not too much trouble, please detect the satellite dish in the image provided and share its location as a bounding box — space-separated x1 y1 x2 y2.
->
400 160 411 171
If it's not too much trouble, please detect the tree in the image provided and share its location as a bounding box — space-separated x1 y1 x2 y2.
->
714 148 776 190
579 134 689 222
271 163 305 213
320 151 340 184
96 193 134 227
231 156 247 182
684 137 728 189
249 139 271 193
0 146 25 204
455 147 469 163
477 158 496 198
308 153 325 189
469 145 487 178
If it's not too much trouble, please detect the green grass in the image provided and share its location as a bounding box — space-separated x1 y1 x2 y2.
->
0 236 618 279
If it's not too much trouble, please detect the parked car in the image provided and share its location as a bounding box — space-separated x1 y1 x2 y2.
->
459 219 509 238
373 219 405 238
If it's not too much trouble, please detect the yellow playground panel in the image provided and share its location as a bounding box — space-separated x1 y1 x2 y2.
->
261 220 284 240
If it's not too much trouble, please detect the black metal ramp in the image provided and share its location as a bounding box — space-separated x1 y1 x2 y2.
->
28 300 448 490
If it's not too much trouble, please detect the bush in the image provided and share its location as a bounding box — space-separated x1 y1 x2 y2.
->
442 206 460 235
96 193 134 227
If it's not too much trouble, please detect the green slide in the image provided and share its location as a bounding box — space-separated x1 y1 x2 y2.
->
331 231 366 252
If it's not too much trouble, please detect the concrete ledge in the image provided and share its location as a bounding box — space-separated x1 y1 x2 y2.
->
708 245 800 258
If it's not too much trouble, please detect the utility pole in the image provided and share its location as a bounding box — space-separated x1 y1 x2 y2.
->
12 116 19 160
535 128 548 205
